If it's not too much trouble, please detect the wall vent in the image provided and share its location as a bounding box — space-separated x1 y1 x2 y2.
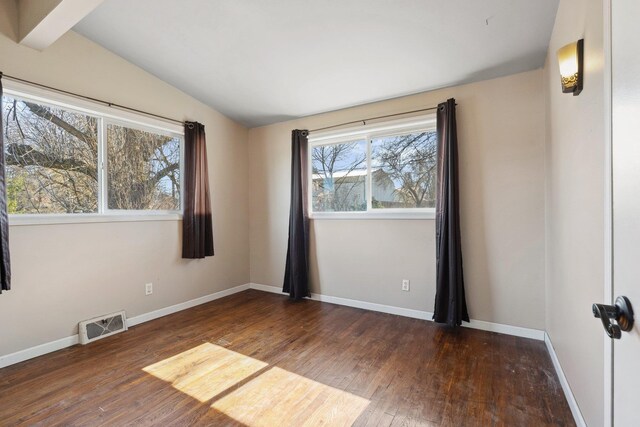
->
79 311 127 344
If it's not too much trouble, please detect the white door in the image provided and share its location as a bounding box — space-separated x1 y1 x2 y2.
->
611 0 640 425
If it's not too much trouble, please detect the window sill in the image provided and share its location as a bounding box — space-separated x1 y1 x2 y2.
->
310 211 435 220
9 213 182 227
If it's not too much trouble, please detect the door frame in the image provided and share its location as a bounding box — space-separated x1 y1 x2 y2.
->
603 0 613 425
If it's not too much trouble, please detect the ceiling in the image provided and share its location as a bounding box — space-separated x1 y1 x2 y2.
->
74 0 559 128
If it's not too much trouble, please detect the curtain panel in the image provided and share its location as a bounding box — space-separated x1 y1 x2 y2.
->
0 76 11 293
433 98 469 326
182 121 214 259
283 129 310 299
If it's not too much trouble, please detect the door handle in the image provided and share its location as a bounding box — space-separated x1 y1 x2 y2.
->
592 296 634 339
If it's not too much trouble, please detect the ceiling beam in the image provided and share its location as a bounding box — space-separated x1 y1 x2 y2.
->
18 0 103 50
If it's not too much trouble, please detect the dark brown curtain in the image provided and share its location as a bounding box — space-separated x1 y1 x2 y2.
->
433 98 468 326
283 129 310 300
0 76 10 293
182 121 214 259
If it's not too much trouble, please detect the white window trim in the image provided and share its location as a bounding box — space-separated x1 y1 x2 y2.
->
3 80 184 226
9 213 182 227
308 115 437 220
310 211 435 220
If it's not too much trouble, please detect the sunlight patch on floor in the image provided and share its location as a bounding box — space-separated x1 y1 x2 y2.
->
211 366 370 427
143 343 267 402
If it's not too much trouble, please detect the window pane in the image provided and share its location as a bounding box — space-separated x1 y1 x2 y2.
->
371 131 437 209
312 140 367 212
107 124 180 211
2 96 98 214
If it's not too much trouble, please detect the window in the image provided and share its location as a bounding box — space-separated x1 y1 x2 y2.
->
309 116 436 219
2 83 183 223
312 140 367 212
106 123 181 211
4 95 99 214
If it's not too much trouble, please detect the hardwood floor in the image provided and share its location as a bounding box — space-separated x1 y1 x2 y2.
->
0 290 574 426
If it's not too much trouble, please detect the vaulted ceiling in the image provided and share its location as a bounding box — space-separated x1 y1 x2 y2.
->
74 0 559 127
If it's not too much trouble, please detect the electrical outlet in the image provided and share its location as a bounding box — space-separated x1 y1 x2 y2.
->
402 279 410 291
145 283 153 295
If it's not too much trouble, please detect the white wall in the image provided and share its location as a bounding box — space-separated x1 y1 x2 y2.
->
0 24 250 354
249 70 546 329
544 0 606 425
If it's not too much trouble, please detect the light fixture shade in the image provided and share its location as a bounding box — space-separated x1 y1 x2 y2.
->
557 39 584 95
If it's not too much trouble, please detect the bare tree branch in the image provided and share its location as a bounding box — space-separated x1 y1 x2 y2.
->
24 102 96 151
5 143 98 181
149 163 179 185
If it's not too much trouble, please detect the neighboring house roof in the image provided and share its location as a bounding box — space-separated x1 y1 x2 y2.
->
312 168 387 180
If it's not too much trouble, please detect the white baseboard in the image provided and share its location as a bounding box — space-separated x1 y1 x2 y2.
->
248 283 545 341
250 282 432 319
0 283 251 369
127 283 249 327
0 335 80 369
466 319 544 340
544 332 586 427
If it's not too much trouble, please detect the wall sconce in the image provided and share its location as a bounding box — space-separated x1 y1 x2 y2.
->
557 39 584 96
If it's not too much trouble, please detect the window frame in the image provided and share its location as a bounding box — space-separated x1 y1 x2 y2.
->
3 80 184 226
308 115 437 220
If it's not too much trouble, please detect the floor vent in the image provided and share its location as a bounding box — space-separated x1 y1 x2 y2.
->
79 311 128 345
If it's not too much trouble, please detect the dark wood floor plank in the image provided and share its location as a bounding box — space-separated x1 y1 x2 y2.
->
0 290 575 426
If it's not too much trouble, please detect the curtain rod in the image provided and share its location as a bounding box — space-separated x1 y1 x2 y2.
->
0 72 186 126
308 104 455 133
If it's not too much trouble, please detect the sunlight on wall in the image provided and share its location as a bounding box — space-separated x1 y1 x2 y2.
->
212 367 370 426
144 343 370 426
143 342 267 402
